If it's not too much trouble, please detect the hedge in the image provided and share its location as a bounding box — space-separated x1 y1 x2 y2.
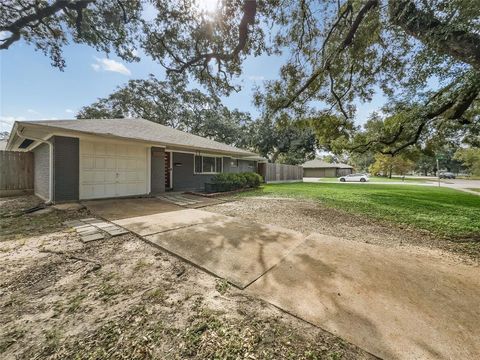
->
205 172 263 193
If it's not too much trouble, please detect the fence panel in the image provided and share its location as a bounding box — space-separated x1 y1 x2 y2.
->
0 151 34 196
257 163 303 183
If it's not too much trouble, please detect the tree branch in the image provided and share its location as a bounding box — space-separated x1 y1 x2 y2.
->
166 0 257 74
389 0 480 70
0 0 94 50
279 0 379 110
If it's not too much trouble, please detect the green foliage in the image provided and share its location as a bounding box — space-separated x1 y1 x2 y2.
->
210 172 263 192
454 148 480 175
369 153 415 177
4 1 480 155
248 182 480 239
245 117 318 165
77 76 253 147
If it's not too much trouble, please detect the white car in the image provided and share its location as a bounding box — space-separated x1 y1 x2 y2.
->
339 173 369 182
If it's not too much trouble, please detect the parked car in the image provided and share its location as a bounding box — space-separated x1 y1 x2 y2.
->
339 173 369 182
439 172 456 179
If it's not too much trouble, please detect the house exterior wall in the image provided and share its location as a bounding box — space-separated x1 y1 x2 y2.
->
172 152 214 191
52 136 79 202
304 168 337 177
151 147 165 194
171 153 257 191
33 142 50 200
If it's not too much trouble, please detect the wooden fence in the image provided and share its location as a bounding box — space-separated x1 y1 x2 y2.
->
257 163 303 183
0 151 34 196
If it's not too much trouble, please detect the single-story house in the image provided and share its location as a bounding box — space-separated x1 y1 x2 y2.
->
302 159 353 177
6 118 264 203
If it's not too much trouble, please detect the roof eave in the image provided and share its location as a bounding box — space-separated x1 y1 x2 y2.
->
18 121 257 157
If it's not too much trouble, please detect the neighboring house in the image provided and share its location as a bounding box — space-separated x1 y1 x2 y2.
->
0 139 7 151
6 118 264 203
302 159 353 177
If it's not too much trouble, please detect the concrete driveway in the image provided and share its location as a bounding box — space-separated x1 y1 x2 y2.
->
95 199 306 289
249 233 480 360
84 197 480 359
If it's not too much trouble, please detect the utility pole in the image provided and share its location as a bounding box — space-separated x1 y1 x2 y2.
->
436 157 440 187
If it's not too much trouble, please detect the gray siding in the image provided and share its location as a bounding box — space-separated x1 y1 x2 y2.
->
33 143 50 200
172 153 258 191
151 147 165 194
52 136 79 202
172 152 214 191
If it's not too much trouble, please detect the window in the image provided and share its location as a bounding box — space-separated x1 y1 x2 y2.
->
194 155 223 174
230 159 238 167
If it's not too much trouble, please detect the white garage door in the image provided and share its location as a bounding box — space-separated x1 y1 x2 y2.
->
80 139 148 200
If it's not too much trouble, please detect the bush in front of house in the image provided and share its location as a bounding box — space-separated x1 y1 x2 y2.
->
208 172 263 193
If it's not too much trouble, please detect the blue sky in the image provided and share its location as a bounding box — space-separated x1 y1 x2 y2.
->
0 38 386 133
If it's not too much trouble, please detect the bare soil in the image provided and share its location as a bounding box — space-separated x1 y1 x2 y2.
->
0 196 373 360
205 196 479 265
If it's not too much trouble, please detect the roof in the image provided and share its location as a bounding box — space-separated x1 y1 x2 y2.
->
11 118 257 156
302 159 353 169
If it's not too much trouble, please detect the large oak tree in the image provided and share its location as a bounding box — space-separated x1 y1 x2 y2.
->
2 0 479 153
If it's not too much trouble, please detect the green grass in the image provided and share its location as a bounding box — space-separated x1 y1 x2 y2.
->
246 182 480 238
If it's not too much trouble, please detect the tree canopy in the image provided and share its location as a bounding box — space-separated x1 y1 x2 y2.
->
2 0 479 154
77 76 252 147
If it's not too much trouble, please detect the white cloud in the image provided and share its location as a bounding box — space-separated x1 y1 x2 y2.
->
0 116 25 132
248 75 265 81
91 57 131 75
27 108 40 115
65 109 75 114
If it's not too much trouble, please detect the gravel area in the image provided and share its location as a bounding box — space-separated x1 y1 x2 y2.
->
205 196 479 265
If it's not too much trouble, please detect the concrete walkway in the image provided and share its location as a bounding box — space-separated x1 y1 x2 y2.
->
114 208 305 288
249 233 480 360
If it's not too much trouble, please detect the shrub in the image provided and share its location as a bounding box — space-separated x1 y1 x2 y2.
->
209 172 263 193
243 172 263 188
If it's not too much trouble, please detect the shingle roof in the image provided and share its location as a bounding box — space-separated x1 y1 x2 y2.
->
20 118 256 156
302 159 353 169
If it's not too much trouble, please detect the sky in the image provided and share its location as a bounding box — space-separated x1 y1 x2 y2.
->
0 33 386 134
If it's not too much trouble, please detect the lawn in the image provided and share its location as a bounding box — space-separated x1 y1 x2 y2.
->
246 182 480 239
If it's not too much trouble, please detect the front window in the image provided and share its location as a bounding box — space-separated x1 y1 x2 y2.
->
194 155 223 174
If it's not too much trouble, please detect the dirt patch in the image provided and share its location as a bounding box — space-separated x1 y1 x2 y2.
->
205 196 479 265
0 196 372 359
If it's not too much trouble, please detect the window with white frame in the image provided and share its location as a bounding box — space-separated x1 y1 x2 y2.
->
194 155 223 174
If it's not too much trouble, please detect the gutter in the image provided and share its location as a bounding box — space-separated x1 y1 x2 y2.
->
16 128 54 204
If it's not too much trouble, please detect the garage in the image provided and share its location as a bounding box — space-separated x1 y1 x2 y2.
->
301 159 353 178
79 139 149 200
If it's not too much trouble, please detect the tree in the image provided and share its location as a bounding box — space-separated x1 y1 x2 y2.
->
244 117 317 164
0 0 144 69
369 153 414 178
454 148 480 176
77 76 253 146
3 1 480 152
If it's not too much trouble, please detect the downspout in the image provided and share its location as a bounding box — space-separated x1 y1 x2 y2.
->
16 129 54 204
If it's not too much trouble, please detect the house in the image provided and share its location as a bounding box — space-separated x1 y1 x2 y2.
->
6 118 264 203
302 159 353 178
